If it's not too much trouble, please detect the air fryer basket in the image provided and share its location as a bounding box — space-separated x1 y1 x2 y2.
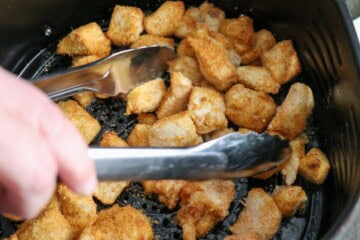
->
0 0 360 239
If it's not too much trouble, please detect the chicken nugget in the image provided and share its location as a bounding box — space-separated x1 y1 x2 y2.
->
268 83 314 139
199 1 225 32
142 180 188 209
100 131 128 147
94 181 129 205
78 205 153 240
144 1 185 37
127 124 150 147
106 6 144 46
57 22 111 57
261 40 301 84
299 148 331 185
148 111 202 147
175 7 202 38
73 91 95 108
177 38 196 57
230 188 282 240
224 232 262 240
168 56 203 86
236 66 280 94
130 34 174 48
225 84 276 132
71 55 102 68
58 100 101 144
203 128 234 142
272 185 307 217
137 113 157 125
125 78 166 115
157 72 192 119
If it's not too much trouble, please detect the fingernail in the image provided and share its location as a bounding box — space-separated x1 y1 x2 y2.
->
79 175 97 196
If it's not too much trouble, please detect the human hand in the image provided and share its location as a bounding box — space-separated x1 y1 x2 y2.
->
0 68 97 218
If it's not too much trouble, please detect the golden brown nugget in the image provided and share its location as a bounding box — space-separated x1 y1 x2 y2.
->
236 66 280 94
228 48 242 68
73 91 95 108
199 1 225 32
188 34 237 91
71 55 102 68
203 128 234 142
241 29 276 65
148 111 202 147
142 180 188 209
94 181 129 205
225 84 277 132
144 1 185 37
299 148 331 185
57 184 97 232
58 100 101 144
177 180 235 240
57 22 111 57
157 72 192 119
261 40 301 84
272 186 307 217
78 205 153 240
188 87 227 134
100 131 128 147
219 16 255 55
130 34 175 48
224 232 262 240
268 83 314 139
177 38 196 57
168 56 203 86
137 113 157 125
127 124 150 147
175 7 202 38
106 6 144 46
125 78 166 115
230 188 282 240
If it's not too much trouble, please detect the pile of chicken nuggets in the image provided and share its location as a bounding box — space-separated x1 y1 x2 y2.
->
3 1 332 240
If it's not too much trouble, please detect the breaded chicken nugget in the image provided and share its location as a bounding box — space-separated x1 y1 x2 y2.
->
100 131 128 147
71 55 102 68
58 100 101 144
241 29 276 65
299 148 331 185
127 124 150 147
168 56 203 86
94 181 129 205
237 66 280 94
142 180 188 209
230 188 282 240
175 7 202 38
261 40 301 84
57 184 97 232
144 1 185 37
225 232 262 240
130 34 174 48
137 113 157 125
148 111 202 147
106 6 144 46
177 38 196 57
268 83 314 139
188 34 237 91
57 22 111 57
188 87 228 134
272 186 307 217
203 128 234 142
125 78 166 115
78 205 153 240
225 84 276 132
157 72 192 119
199 1 225 32
177 180 235 240
73 92 95 108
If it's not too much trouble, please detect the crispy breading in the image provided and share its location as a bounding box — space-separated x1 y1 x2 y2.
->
224 232 262 240
57 22 111 57
220 16 255 55
106 6 144 46
100 131 128 147
188 87 227 134
125 78 166 115
71 55 102 68
238 128 251 134
299 148 331 185
168 56 203 86
228 48 242 68
177 180 235 240
142 180 188 209
261 40 301 84
272 186 307 217
78 205 153 240
137 113 157 125
73 91 95 108
127 124 150 147
58 100 101 144
144 1 185 37
225 84 276 132
241 29 276 65
281 136 307 185
148 111 202 147
175 7 202 38
230 188 282 240
268 83 314 139
236 66 280 94
177 38 196 57
198 1 225 32
203 128 234 142
94 181 129 205
130 34 174 48
57 184 97 233
157 72 192 119
187 34 237 91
